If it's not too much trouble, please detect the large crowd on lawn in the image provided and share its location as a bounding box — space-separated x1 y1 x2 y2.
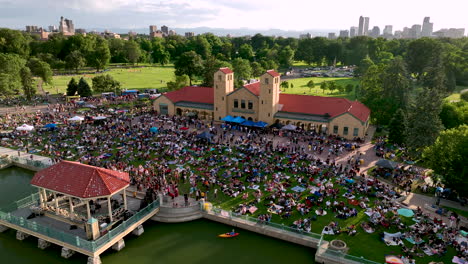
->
0 101 466 263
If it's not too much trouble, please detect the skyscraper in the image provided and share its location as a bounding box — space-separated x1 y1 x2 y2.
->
149 25 157 34
358 16 364 36
364 17 370 36
369 26 380 38
161 25 169 36
339 30 349 38
350 26 358 37
383 25 393 36
421 17 433 37
409 24 422 38
59 16 75 35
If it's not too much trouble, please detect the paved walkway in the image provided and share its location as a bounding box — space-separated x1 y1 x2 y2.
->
0 146 54 165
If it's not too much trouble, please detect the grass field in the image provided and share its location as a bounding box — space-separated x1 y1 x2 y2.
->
282 77 360 100
42 65 176 95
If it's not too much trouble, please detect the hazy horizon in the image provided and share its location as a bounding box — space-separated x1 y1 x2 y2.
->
1 0 467 34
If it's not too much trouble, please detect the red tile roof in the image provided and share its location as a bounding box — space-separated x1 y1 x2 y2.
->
218 67 233 74
243 81 260 96
266 70 280 77
31 161 130 198
163 86 214 104
278 94 370 122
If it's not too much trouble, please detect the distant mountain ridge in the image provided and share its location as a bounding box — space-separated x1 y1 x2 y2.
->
86 26 339 37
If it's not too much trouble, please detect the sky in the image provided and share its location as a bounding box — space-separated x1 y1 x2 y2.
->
0 0 467 33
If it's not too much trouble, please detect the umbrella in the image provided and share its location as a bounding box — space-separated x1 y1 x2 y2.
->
44 123 57 128
385 255 404 264
232 116 246 124
149 127 159 133
68 116 84 121
375 159 399 169
397 208 414 217
281 124 297 130
16 124 34 131
241 120 256 126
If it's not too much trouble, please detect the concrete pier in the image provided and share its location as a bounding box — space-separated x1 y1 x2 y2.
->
0 224 9 233
37 238 51 250
112 239 125 251
87 256 102 264
132 225 144 236
61 247 75 259
16 231 29 241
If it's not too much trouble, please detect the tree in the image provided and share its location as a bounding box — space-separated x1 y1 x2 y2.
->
232 58 252 81
345 83 354 93
123 40 142 65
201 56 231 87
320 81 328 93
174 51 204 86
167 75 190 91
327 81 337 94
278 45 295 68
280 81 289 90
65 50 86 72
405 38 442 80
381 57 412 111
307 80 315 92
388 108 407 145
0 53 26 95
27 58 53 84
238 44 254 61
151 42 170 65
423 125 468 193
87 37 111 71
20 67 36 100
77 77 92 97
0 28 31 57
92 75 121 93
462 91 468 102
66 78 78 96
251 61 265 77
405 88 444 152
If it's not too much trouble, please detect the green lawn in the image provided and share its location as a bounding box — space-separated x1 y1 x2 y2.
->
42 65 175 95
282 77 360 100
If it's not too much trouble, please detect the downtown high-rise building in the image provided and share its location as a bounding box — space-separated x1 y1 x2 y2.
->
339 30 349 38
59 16 74 35
421 17 433 37
369 26 380 38
383 25 393 36
358 16 364 36
350 26 358 37
364 17 370 36
149 25 157 34
161 25 169 36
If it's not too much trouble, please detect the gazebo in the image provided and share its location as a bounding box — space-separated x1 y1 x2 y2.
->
31 161 130 238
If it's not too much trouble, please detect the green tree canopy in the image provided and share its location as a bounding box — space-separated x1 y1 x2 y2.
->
91 75 121 93
232 58 252 81
65 50 86 72
20 67 36 100
201 57 231 87
278 45 295 68
167 75 190 91
87 37 111 71
66 78 78 96
174 51 204 86
27 58 53 84
123 40 142 65
388 108 407 145
0 53 26 95
423 125 468 193
77 77 92 97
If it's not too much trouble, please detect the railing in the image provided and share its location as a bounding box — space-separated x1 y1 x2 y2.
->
9 156 52 169
0 196 160 253
207 206 322 240
316 235 382 264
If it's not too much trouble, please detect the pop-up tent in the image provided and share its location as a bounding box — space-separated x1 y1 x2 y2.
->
44 123 57 128
221 115 235 122
375 159 399 169
68 116 84 121
281 124 297 130
16 124 34 131
232 116 246 124
241 120 256 126
253 121 268 128
196 131 213 140
149 127 159 133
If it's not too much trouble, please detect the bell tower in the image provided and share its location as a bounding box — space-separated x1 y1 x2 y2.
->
258 70 280 124
213 68 234 121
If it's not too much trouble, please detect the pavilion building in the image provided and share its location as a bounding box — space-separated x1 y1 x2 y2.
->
153 68 370 139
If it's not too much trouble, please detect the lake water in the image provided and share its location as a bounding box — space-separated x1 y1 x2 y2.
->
0 167 316 264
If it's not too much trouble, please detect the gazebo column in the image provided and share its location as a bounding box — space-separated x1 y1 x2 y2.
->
86 200 91 220
38 188 44 208
123 189 127 210
108 197 113 222
53 192 59 214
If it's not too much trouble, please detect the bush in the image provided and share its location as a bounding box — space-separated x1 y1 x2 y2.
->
461 91 468 102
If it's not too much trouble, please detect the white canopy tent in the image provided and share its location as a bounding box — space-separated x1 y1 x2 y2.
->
281 124 297 131
68 116 85 122
93 116 107 120
16 124 35 131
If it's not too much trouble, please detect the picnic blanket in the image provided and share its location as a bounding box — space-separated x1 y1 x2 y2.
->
291 186 306 192
453 256 467 264
315 210 327 216
405 237 425 244
422 246 434 256
348 199 359 206
248 206 258 214
384 232 403 246
247 185 260 190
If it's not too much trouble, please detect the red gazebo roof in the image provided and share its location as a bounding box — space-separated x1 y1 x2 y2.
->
31 161 130 199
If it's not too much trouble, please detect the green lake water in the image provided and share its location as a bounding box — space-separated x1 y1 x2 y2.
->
0 167 316 264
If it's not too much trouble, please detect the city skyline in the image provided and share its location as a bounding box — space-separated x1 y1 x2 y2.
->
0 0 467 33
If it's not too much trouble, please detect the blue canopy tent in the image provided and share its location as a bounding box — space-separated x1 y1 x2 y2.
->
221 115 235 122
44 123 57 128
149 127 159 133
241 120 256 126
253 121 268 128
232 116 246 124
